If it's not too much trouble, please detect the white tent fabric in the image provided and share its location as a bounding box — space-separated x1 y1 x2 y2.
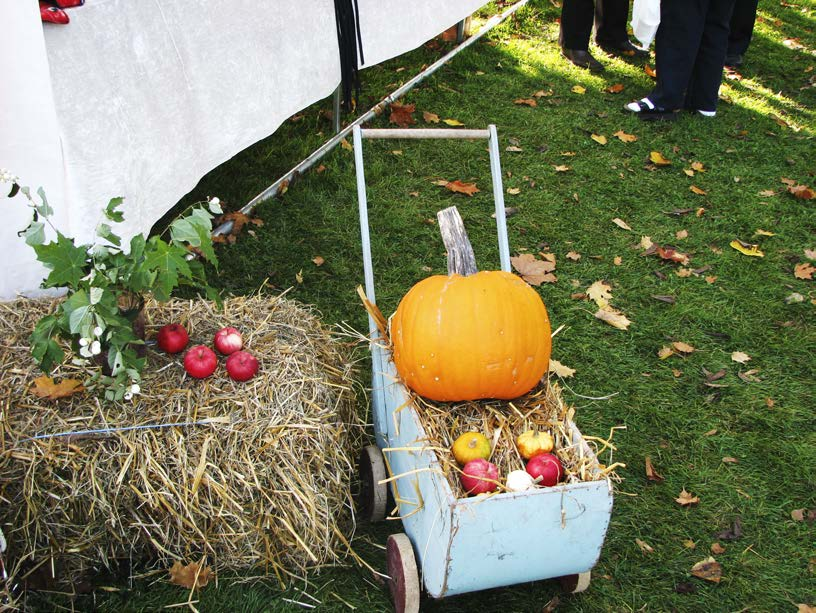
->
1 0 486 301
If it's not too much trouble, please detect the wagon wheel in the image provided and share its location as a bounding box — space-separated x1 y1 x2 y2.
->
357 445 388 522
386 533 420 613
558 571 591 594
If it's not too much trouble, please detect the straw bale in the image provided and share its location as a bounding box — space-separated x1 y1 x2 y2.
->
0 294 363 589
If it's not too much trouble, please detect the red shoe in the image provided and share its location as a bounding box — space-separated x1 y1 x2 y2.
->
40 1 69 24
55 0 84 7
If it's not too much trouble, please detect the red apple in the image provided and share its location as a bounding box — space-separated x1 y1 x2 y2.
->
183 344 217 379
226 350 259 382
214 327 243 355
156 323 189 354
460 459 499 496
525 453 563 487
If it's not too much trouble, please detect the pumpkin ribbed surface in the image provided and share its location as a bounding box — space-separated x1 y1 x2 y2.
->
390 271 551 402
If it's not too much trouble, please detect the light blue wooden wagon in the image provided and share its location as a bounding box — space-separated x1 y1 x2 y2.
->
352 124 613 612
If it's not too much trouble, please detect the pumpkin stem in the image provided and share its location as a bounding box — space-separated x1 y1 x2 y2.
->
437 206 478 276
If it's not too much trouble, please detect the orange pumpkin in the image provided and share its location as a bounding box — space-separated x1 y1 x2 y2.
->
391 270 551 402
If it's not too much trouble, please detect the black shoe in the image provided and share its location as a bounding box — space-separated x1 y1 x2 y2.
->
598 39 650 58
724 53 743 68
561 48 604 73
624 99 678 121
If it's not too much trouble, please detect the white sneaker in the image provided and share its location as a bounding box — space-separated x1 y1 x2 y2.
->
697 109 716 117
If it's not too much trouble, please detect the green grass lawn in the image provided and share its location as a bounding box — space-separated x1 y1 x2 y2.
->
32 1 815 611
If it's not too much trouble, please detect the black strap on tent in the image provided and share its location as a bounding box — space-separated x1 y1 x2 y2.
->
333 0 364 112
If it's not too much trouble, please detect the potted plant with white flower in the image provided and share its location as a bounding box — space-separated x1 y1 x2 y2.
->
4 170 222 401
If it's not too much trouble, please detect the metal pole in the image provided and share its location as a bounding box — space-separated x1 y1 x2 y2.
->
213 0 531 237
333 86 342 134
487 124 511 272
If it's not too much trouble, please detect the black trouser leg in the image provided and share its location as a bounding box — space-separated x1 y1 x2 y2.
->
649 0 707 109
594 0 631 46
685 0 736 111
560 0 595 50
727 0 758 55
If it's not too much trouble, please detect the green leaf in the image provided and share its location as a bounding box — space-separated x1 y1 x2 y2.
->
35 186 54 217
30 314 64 371
33 232 88 289
62 289 93 335
96 223 122 247
21 221 46 246
142 239 191 301
169 208 212 246
193 222 218 265
104 197 125 223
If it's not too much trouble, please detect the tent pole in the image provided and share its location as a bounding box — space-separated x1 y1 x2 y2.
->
214 0 530 237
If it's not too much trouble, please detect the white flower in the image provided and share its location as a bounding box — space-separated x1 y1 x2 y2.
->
90 340 102 355
79 337 90 347
79 345 92 358
93 326 103 338
124 392 133 401
209 197 220 206
0 169 19 184
129 384 140 395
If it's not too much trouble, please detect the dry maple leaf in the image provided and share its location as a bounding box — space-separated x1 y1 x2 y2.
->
794 262 815 280
553 165 571 173
168 560 214 590
389 102 416 128
613 256 622 265
511 253 556 286
533 89 553 98
645 456 664 482
731 351 751 363
640 236 654 250
591 134 607 145
612 217 632 231
676 229 689 240
710 542 726 554
690 557 722 583
754 228 775 237
587 280 613 304
649 151 671 166
605 83 625 93
672 341 695 354
505 145 523 153
789 185 815 199
676 489 700 506
444 180 480 196
805 249 816 260
594 306 631 330
31 376 84 400
340 138 353 151
657 346 674 360
796 605 816 613
571 85 586 94
422 111 440 123
759 189 776 197
514 98 537 107
656 246 690 265
613 130 637 143
722 456 739 464
730 239 764 257
691 161 706 172
635 538 654 554
442 118 465 126
689 185 707 195
507 187 521 195
549 359 576 378
312 256 325 266
684 169 695 177
566 251 581 261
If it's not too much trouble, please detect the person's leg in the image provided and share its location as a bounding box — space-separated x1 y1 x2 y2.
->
648 0 707 110
595 0 650 56
594 0 628 45
685 0 736 113
560 0 605 71
726 0 758 65
560 0 594 50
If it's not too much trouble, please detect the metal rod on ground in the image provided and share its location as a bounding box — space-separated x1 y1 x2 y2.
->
333 86 342 134
213 0 530 237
